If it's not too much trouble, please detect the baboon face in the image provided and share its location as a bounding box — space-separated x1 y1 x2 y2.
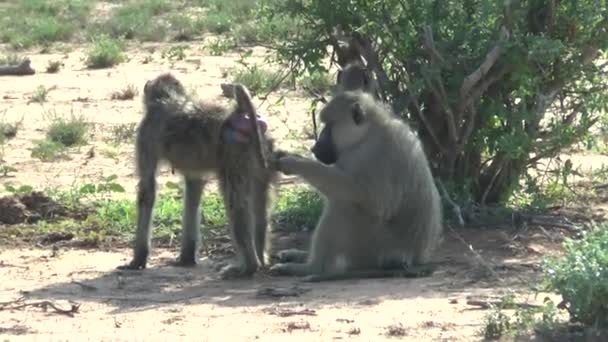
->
313 94 370 164
144 73 186 102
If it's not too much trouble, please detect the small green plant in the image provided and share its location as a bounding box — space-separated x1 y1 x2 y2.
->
110 84 139 101
46 60 63 73
45 110 89 147
0 114 22 140
31 139 66 161
272 187 322 232
203 12 232 34
231 65 286 95
169 14 205 41
85 35 126 69
30 85 50 103
542 223 608 328
203 37 236 56
162 45 188 61
4 184 34 194
300 70 333 94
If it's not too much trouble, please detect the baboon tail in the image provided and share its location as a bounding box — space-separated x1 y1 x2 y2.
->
233 84 268 169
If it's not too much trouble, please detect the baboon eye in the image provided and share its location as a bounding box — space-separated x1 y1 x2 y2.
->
352 103 365 125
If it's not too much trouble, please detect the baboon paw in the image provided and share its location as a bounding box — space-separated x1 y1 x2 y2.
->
171 256 198 268
116 260 146 271
268 263 291 276
219 264 255 280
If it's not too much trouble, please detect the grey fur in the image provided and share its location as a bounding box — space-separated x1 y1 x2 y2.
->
270 90 443 281
118 73 277 279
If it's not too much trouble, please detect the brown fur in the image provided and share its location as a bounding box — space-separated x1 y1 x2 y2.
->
270 90 443 281
118 73 277 279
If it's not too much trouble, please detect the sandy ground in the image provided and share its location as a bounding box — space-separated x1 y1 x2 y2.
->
0 43 606 341
0 226 568 342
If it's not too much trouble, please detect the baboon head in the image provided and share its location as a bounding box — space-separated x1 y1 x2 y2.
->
143 73 186 103
336 61 372 92
312 92 372 165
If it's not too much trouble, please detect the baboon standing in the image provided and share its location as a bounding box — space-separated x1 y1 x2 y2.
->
118 73 277 279
270 90 443 281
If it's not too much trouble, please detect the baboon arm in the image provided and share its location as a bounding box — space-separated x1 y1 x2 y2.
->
283 157 368 204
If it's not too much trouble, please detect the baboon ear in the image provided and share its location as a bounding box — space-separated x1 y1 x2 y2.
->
352 102 365 125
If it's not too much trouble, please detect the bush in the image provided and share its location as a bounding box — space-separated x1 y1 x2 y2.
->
543 224 608 328
85 35 126 69
263 0 608 205
45 110 89 147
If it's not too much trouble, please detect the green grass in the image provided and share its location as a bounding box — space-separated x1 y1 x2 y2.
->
85 35 126 69
0 180 322 247
168 13 206 41
45 110 89 147
162 45 189 61
231 65 287 94
203 37 236 56
30 139 66 161
30 85 50 104
0 0 92 49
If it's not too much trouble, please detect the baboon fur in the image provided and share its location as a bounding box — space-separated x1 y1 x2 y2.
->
336 61 380 98
270 90 443 281
118 73 277 279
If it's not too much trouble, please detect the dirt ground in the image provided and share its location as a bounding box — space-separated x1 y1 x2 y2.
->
1 44 607 341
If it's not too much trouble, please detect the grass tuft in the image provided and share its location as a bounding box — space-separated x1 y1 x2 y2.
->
85 35 126 69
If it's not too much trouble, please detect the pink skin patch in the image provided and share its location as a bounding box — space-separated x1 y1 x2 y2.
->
223 113 268 143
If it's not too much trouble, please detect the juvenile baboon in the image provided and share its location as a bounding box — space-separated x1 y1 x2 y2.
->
118 73 277 279
335 60 378 97
270 90 443 281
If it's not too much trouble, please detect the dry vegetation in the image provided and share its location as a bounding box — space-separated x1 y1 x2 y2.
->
0 1 607 341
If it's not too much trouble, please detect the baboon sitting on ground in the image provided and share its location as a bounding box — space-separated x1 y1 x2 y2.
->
270 90 443 281
118 73 277 279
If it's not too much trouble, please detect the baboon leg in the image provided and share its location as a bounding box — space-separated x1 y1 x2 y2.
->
175 177 204 267
277 249 309 263
118 170 157 270
251 179 271 267
218 174 258 279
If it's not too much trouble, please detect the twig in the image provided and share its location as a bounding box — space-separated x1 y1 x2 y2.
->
435 178 465 226
447 225 501 280
265 308 317 317
466 299 541 310
0 297 80 317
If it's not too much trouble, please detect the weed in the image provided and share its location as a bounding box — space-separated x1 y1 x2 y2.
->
110 84 139 101
231 65 286 95
385 323 407 337
45 110 89 147
203 37 236 56
31 139 66 161
30 85 50 104
142 55 153 64
46 60 63 73
85 35 126 69
101 145 120 160
272 187 322 232
162 45 188 61
105 123 137 144
0 115 23 140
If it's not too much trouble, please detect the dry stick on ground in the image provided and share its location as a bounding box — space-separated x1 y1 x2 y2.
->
0 59 35 76
466 298 542 310
0 297 80 317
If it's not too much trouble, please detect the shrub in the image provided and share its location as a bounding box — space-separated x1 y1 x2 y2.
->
543 223 608 328
85 35 126 69
263 0 608 204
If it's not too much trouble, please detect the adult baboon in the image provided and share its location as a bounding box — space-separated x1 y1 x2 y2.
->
118 73 277 279
270 90 443 281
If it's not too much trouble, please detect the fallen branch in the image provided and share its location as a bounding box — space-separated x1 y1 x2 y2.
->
0 59 35 76
436 178 465 226
0 297 80 317
265 308 317 317
466 298 541 310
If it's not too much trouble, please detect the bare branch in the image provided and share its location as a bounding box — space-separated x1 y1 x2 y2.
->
460 26 509 100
